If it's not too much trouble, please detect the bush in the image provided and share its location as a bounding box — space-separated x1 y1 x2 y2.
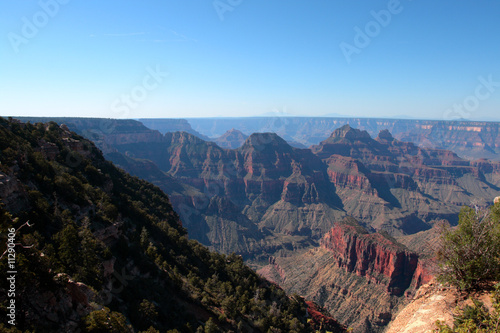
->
436 205 500 291
435 283 500 332
83 307 132 332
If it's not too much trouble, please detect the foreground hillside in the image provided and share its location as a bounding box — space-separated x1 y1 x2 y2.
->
0 118 344 332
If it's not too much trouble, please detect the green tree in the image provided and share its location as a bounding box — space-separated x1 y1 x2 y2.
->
136 299 158 330
204 317 219 333
55 222 80 273
83 307 132 332
436 205 500 291
140 327 160 333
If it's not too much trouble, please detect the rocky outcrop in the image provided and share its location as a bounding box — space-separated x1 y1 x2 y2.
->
326 155 375 194
266 256 286 284
214 129 248 149
0 172 29 213
308 126 500 235
24 274 96 332
330 125 373 142
306 301 347 332
320 224 430 296
259 220 432 332
311 125 378 160
385 280 459 333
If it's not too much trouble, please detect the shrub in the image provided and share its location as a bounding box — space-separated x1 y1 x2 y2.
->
436 205 500 291
435 283 500 332
82 307 132 332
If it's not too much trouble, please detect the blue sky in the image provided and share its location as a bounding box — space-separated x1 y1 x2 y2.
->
1 0 499 120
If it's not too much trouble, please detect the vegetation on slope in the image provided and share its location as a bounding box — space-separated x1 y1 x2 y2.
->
436 204 500 292
434 201 500 332
0 118 326 332
435 284 500 332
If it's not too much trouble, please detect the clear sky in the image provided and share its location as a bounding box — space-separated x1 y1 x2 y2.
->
1 1 500 121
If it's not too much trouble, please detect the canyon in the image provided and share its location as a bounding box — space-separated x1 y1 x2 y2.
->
12 116 500 331
258 218 432 332
0 118 340 332
184 117 500 161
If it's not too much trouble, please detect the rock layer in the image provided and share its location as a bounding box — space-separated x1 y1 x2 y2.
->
320 224 430 296
259 220 432 332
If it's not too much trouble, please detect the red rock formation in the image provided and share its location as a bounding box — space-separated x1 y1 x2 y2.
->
326 155 375 194
320 224 431 296
306 301 347 332
409 261 433 294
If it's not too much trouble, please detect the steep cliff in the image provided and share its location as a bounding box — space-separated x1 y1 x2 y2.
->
320 224 430 296
258 219 432 332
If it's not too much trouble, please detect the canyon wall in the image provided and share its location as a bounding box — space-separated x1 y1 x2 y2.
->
187 117 500 161
259 221 432 332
